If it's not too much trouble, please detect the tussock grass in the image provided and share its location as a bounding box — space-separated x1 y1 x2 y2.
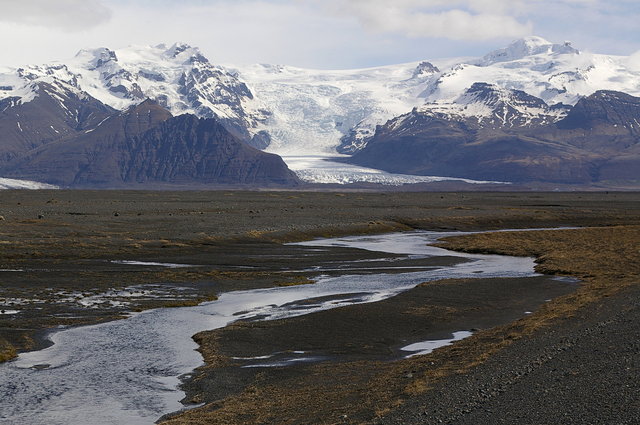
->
0 338 16 362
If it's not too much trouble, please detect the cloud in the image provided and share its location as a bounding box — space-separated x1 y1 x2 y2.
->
628 51 640 71
0 0 112 31
311 0 533 40
0 0 638 69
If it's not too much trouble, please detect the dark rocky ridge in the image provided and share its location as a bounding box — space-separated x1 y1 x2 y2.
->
0 81 115 163
348 89 640 183
412 61 440 79
1 100 299 187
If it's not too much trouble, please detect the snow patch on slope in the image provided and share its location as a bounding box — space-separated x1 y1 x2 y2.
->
0 178 58 190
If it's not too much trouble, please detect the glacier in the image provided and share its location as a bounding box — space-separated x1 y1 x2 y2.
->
283 156 504 185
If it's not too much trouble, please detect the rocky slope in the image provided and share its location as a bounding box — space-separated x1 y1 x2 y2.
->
0 80 114 163
1 101 299 187
347 89 640 183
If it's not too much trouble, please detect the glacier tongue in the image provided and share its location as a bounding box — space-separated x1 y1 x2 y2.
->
283 156 504 186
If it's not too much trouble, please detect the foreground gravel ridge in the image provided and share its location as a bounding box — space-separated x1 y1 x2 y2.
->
376 286 640 425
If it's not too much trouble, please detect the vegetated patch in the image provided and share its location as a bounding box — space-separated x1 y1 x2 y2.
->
274 276 315 287
0 337 17 362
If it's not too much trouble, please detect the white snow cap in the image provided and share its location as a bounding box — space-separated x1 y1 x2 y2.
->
74 47 118 70
480 36 579 66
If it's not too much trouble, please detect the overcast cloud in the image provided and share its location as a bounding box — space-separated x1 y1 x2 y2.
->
315 0 532 40
0 0 637 69
0 0 111 31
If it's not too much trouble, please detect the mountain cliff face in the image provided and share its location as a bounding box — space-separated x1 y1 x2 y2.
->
347 89 640 183
0 80 114 163
1 101 299 187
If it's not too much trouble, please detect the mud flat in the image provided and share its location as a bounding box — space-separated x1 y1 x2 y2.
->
0 191 639 423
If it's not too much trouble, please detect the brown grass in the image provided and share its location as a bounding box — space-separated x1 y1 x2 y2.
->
0 338 17 362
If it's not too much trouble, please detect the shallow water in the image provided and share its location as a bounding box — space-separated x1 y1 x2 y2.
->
401 331 474 358
0 231 540 425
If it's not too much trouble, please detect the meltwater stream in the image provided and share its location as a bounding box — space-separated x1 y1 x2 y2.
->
0 231 539 425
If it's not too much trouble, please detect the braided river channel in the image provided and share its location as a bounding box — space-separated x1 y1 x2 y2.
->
0 231 575 424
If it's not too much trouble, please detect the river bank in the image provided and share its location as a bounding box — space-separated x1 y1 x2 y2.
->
1 231 567 424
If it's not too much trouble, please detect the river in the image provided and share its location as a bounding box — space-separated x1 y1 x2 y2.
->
0 231 549 424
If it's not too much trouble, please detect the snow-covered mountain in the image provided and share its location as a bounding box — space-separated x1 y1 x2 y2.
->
348 88 640 184
2 36 639 157
410 82 570 129
231 36 640 155
0 36 639 187
425 36 640 108
0 43 271 149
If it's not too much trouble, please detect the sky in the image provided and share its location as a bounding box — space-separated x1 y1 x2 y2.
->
0 0 639 69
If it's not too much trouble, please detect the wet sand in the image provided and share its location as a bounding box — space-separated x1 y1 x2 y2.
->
1 191 639 423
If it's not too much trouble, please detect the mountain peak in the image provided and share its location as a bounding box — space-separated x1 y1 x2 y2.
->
74 47 118 70
164 42 209 64
480 36 579 66
412 61 440 79
459 82 546 106
121 99 173 133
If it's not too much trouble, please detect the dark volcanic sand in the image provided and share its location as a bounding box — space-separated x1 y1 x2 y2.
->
1 191 639 424
375 283 640 425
